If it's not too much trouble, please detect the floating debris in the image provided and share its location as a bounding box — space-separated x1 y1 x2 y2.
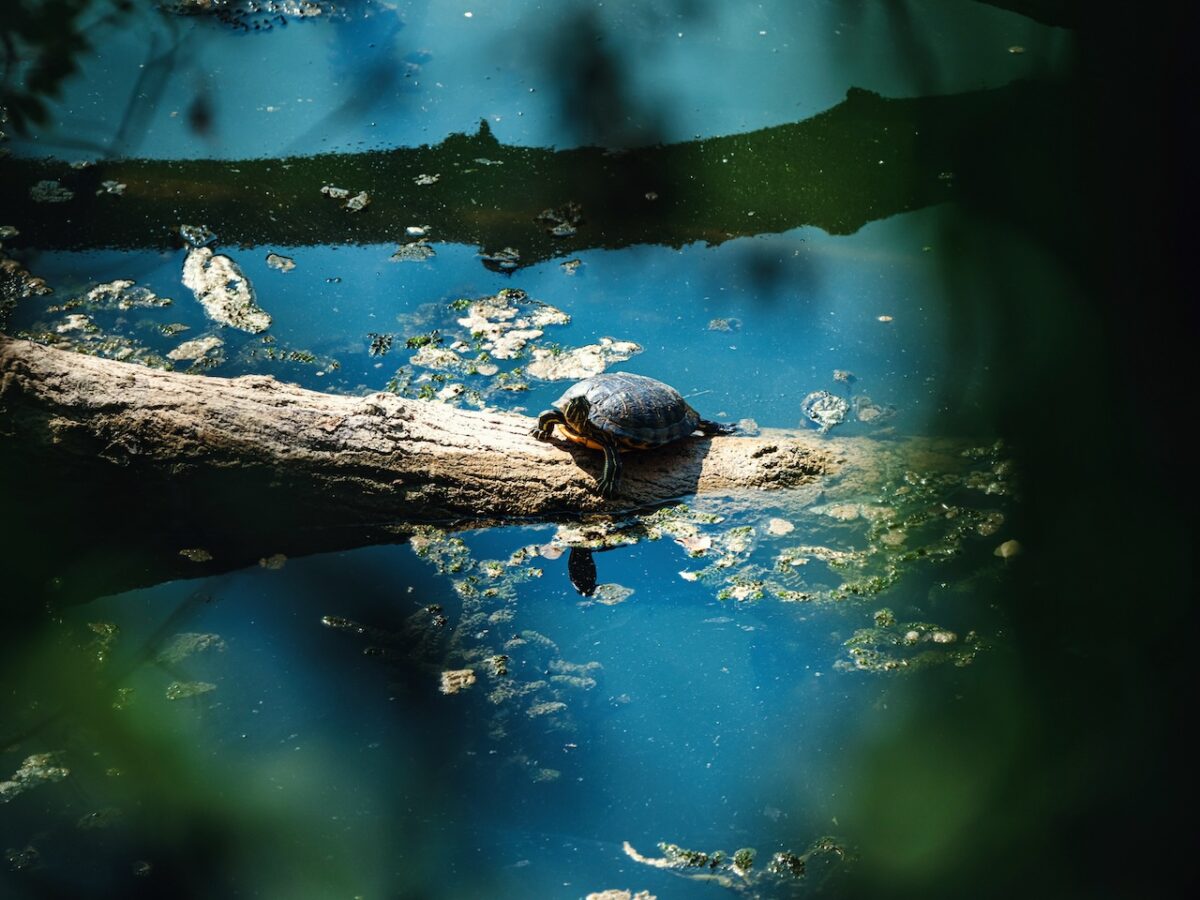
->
1 256 52 311
455 288 570 360
440 669 477 695
592 583 634 606
624 836 844 889
527 700 567 718
480 246 521 273
412 344 468 372
1008 45 1026 54
877 314 894 323
733 848 756 874
96 180 126 196
156 632 226 665
0 225 18 241
167 334 224 362
56 313 95 334
179 548 213 562
413 173 440 186
320 184 370 212
586 891 656 900
5 845 40 871
811 503 863 521
182 246 271 333
768 851 806 878
163 0 338 23
801 390 850 433
736 417 760 436
537 202 583 237
367 332 394 356
853 395 895 424
526 337 642 380
675 534 712 556
165 681 217 700
833 369 856 384
717 578 765 602
707 317 741 332
179 223 216 248
1 753 70 804
994 539 1021 560
561 258 582 275
245 336 338 371
266 252 295 272
405 225 430 237
405 331 443 350
30 180 74 203
46 279 172 314
390 241 436 262
838 619 982 674
766 518 795 536
259 553 287 569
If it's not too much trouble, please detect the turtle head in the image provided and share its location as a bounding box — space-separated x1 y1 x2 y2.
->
562 395 591 432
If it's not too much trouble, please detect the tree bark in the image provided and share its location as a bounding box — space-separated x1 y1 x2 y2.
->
0 335 841 517
0 336 869 602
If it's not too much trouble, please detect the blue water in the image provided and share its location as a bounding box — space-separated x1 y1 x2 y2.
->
1 2 1046 897
9 0 1073 160
15 209 958 433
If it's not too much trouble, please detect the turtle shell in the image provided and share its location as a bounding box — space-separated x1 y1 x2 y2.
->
554 372 701 449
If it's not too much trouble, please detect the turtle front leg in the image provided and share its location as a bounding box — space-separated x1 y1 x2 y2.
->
533 409 565 441
597 439 622 498
698 418 737 437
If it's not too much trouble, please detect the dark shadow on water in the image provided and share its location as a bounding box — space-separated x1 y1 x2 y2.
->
827 7 1193 899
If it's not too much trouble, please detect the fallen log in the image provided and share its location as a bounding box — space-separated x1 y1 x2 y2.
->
0 336 865 602
1 334 841 517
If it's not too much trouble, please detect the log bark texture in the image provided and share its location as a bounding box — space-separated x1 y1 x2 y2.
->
0 336 843 524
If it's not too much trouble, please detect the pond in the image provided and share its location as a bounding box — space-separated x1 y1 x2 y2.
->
1 3 1189 900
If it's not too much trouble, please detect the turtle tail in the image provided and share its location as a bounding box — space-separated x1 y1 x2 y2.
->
698 419 737 437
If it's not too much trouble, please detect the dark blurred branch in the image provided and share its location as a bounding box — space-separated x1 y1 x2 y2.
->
0 81 1066 265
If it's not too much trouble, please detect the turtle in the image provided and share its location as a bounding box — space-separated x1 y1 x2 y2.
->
531 372 735 498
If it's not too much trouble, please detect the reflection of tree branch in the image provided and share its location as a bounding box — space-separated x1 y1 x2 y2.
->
971 0 1080 28
0 80 1063 264
107 27 182 157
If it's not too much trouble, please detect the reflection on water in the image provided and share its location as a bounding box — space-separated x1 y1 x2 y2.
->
3 1 1189 899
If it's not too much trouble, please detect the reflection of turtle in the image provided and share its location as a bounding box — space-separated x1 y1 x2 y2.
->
532 372 734 497
567 547 598 596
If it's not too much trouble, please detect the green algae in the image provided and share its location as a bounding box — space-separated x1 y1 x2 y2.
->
367 332 394 356
1 753 70 805
837 618 984 674
87 622 120 667
627 834 847 893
